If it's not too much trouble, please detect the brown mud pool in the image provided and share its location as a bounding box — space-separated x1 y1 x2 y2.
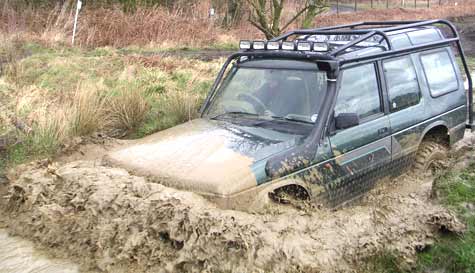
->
0 131 473 273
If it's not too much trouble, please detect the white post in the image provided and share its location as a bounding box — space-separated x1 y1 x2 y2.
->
72 0 82 46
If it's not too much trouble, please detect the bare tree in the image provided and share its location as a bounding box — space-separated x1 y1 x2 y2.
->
246 0 327 39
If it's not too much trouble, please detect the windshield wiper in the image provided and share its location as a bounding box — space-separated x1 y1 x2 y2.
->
270 115 314 124
211 111 259 120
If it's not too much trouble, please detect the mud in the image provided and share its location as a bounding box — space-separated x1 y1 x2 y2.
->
0 229 79 273
0 139 471 273
105 119 258 197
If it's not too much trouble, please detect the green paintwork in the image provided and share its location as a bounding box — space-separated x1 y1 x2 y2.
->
109 26 469 206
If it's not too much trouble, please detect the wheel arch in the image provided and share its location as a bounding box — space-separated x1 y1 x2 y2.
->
261 179 312 199
418 121 450 147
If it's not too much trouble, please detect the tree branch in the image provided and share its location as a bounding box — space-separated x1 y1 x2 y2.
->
249 17 273 39
281 5 311 32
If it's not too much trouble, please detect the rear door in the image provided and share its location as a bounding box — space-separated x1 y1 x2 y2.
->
382 55 424 162
326 62 392 203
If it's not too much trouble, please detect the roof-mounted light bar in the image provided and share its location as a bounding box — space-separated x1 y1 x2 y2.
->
239 40 251 50
267 41 280 50
313 42 329 52
297 41 311 51
239 40 328 52
253 40 265 50
282 41 295 50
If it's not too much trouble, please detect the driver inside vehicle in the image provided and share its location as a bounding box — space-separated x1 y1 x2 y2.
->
207 64 326 124
253 70 284 116
247 70 307 117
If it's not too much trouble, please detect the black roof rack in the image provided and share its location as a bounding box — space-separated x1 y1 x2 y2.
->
270 19 462 59
273 19 472 128
203 20 473 128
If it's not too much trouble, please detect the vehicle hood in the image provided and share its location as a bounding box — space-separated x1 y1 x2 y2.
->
106 118 302 196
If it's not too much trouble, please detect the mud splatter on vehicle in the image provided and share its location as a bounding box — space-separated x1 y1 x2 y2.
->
109 19 473 211
0 152 468 272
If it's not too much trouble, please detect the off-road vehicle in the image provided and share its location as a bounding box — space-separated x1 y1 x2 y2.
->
108 20 474 210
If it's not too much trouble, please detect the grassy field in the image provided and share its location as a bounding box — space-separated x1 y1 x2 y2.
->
0 38 221 171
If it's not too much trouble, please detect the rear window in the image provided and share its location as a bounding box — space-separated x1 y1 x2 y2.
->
420 50 459 97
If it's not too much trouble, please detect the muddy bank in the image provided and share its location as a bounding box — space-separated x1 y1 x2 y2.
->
0 156 467 273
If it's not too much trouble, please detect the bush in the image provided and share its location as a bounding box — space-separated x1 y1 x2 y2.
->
106 87 150 136
69 85 106 136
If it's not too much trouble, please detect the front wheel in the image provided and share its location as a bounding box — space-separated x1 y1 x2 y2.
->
414 140 448 175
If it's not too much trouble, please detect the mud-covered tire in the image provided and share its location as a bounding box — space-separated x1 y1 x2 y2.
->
414 140 448 174
268 185 310 209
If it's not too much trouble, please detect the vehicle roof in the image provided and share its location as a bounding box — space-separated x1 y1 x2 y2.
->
336 26 444 60
238 59 320 70
237 26 444 69
236 20 458 68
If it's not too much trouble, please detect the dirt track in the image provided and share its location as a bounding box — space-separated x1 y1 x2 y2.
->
0 131 473 273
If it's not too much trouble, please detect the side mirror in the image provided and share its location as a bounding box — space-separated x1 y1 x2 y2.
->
335 113 360 130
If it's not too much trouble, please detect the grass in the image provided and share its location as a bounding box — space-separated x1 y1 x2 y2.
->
456 56 475 72
415 166 475 273
0 38 220 172
462 56 475 72
364 164 475 273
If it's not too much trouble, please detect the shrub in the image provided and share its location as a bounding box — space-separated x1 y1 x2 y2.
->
69 85 106 136
105 86 150 137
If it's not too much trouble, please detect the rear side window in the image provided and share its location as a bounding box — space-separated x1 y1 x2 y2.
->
335 63 381 120
390 34 411 49
420 50 459 97
407 29 442 45
383 56 420 112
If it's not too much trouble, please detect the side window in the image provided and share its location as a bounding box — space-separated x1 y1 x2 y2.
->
407 29 442 45
383 56 420 112
390 34 411 49
420 50 459 97
335 63 381 120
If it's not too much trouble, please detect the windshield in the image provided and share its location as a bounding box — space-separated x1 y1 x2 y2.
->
205 66 328 124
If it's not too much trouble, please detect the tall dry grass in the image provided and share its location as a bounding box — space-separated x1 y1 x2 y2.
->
77 7 218 48
3 1 475 49
29 107 70 154
106 87 149 135
69 86 106 136
162 89 201 124
314 4 475 27
0 3 228 48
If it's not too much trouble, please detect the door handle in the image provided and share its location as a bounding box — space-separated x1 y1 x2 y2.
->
378 127 389 135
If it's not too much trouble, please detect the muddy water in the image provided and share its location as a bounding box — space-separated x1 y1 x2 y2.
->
0 229 78 273
0 160 465 273
0 132 472 273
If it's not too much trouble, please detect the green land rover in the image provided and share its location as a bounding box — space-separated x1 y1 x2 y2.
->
108 20 474 210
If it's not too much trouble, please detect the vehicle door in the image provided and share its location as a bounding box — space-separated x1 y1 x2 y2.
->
381 55 424 164
326 62 392 203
